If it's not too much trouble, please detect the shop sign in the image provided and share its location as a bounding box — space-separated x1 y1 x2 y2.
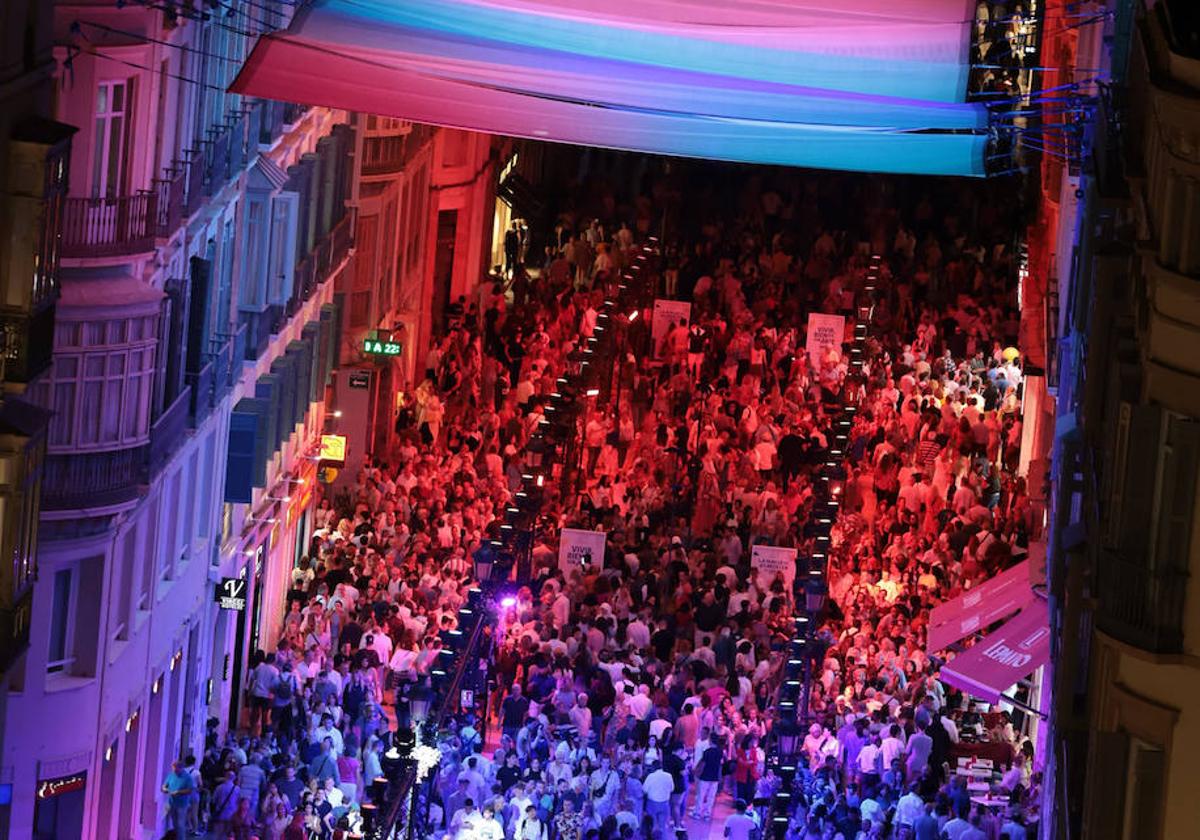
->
214 577 248 611
36 772 86 800
319 434 347 464
349 371 371 389
363 338 402 357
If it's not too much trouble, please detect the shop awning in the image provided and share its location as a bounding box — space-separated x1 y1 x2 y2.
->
927 559 1035 652
230 0 991 177
939 606 1051 704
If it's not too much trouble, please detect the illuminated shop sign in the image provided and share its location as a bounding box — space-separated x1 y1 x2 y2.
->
363 338 402 356
36 772 86 800
319 434 347 464
214 577 248 611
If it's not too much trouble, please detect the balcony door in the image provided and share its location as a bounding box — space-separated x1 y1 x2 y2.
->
88 78 135 250
91 79 132 200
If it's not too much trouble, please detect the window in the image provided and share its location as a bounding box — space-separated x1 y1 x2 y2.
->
113 528 136 642
1154 415 1200 571
197 432 215 542
161 471 182 581
139 500 158 610
407 167 428 273
268 193 298 306
47 568 73 673
350 291 371 328
240 198 267 309
183 451 199 550
216 218 236 335
91 80 132 199
39 316 158 450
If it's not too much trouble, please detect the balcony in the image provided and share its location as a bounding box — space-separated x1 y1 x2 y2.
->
1096 549 1189 654
61 193 156 259
0 304 55 384
148 386 192 475
282 102 310 127
361 133 409 176
212 323 249 391
0 587 33 676
153 164 188 237
42 445 148 511
186 358 217 426
294 212 354 309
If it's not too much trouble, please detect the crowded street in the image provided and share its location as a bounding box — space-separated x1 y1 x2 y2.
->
191 164 1040 840
9 0 1182 838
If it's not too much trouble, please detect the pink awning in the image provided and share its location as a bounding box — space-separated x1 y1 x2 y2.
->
939 606 1050 704
927 560 1034 652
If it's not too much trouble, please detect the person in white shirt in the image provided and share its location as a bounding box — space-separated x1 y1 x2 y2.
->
895 783 925 828
514 804 546 840
723 800 758 840
627 684 653 721
476 806 504 840
450 800 479 838
857 735 882 780
880 723 906 767
642 763 674 838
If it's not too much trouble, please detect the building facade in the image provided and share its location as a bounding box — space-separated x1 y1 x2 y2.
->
1 2 337 836
0 2 500 835
0 0 75 832
1042 1 1200 837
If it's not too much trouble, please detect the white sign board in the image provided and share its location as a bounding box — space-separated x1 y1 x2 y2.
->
559 528 607 576
751 544 797 592
806 313 846 366
652 299 692 358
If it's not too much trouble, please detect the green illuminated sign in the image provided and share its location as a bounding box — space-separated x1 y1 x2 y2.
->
363 338 402 356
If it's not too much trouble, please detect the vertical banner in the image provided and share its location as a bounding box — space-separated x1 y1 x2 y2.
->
751 543 797 591
651 299 692 358
558 528 608 575
805 313 846 366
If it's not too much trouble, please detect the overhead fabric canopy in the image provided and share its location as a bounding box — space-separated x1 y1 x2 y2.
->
232 0 993 177
939 606 1051 705
927 560 1035 651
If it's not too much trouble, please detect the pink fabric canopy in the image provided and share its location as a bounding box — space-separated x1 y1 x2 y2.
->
231 0 991 176
939 606 1051 705
927 560 1034 652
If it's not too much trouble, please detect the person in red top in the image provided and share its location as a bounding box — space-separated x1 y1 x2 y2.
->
732 734 763 805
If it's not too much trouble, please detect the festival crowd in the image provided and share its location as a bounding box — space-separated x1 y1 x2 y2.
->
168 158 1042 840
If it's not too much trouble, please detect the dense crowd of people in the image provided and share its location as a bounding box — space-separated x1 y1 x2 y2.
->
175 159 1042 840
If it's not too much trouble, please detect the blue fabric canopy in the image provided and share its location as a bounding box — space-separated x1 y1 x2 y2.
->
233 0 992 176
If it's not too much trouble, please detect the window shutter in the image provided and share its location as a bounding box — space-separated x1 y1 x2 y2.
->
1154 416 1200 573
185 256 212 375
288 339 312 425
1118 404 1163 560
254 374 281 467
302 323 321 403
1104 401 1131 549
271 352 297 445
225 398 268 503
1082 730 1129 840
269 191 298 307
1128 743 1166 840
163 276 191 407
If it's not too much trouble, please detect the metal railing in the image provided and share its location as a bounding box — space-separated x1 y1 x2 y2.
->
374 616 490 840
149 385 192 474
186 359 217 425
42 444 149 510
61 193 156 258
153 165 187 237
361 134 409 176
1096 549 1189 654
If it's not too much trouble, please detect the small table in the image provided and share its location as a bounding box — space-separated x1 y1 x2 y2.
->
971 795 1009 811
